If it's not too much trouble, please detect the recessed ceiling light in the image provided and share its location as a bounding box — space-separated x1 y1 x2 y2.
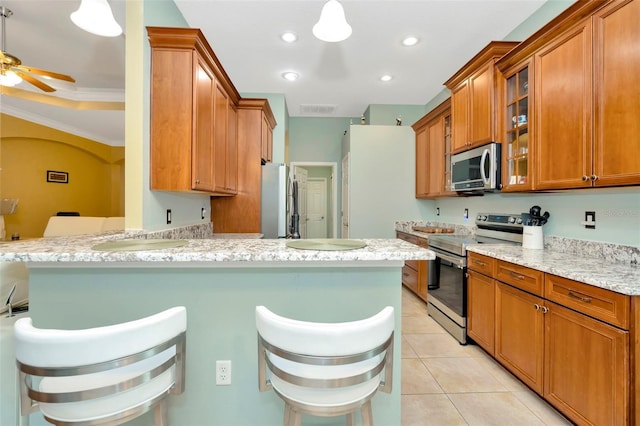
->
402 36 419 47
282 72 299 81
281 32 297 43
380 75 393 82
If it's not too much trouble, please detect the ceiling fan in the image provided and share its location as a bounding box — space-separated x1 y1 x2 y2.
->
0 6 75 92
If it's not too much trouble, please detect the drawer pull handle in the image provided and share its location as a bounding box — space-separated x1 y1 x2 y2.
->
568 290 592 303
403 273 410 277
473 260 486 266
510 271 525 280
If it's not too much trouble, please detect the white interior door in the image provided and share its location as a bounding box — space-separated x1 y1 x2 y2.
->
306 178 327 238
341 153 350 238
293 166 308 238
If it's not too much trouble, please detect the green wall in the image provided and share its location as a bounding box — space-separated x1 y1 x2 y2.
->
365 104 427 127
26 264 403 426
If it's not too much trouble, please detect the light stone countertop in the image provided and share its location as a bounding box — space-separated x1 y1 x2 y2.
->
0 233 434 266
467 245 640 296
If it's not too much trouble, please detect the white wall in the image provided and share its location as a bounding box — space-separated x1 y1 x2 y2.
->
347 125 429 238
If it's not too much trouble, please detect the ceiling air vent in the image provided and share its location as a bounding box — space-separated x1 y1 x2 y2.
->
300 104 337 115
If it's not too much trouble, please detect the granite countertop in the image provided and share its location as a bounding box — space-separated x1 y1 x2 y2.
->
467 245 640 296
0 234 434 265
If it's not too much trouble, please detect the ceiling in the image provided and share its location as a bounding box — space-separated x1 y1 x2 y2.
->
1 0 563 147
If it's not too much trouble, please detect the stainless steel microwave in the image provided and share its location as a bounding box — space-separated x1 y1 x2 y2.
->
451 143 501 192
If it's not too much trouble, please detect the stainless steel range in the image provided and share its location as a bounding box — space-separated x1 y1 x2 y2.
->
426 213 523 344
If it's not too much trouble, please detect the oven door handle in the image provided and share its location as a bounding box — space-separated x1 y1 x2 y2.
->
430 247 466 268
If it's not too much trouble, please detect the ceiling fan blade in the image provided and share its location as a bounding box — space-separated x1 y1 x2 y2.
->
13 69 56 92
15 65 75 83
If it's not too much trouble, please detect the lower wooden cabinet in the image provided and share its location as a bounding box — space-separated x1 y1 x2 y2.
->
467 269 496 355
495 282 545 394
544 301 629 425
396 231 429 302
467 254 632 425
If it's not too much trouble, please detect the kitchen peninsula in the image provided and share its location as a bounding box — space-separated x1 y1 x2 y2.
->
0 234 433 426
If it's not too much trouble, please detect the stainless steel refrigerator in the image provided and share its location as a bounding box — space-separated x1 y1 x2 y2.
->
261 163 289 238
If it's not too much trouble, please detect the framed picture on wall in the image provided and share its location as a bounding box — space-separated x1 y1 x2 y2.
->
47 170 69 184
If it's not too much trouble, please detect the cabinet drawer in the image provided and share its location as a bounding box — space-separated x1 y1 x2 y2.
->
402 265 418 293
405 259 419 271
495 260 544 296
417 238 429 248
397 231 418 245
468 252 495 276
545 274 630 329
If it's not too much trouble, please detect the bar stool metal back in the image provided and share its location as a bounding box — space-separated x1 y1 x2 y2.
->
256 306 394 426
13 306 187 426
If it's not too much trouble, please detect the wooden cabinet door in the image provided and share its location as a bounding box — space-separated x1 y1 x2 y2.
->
427 117 445 196
416 238 430 302
534 20 593 189
495 282 544 394
469 64 494 147
592 0 640 187
467 270 495 355
193 58 215 192
451 82 469 153
226 104 238 193
213 80 229 193
261 113 273 163
414 127 429 197
544 301 629 425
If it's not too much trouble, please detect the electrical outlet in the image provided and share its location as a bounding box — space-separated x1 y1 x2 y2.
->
463 208 469 220
216 360 231 385
166 209 172 224
201 207 206 220
584 211 596 229
436 207 440 216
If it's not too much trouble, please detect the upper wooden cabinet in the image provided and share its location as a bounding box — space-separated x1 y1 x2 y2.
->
412 98 455 198
209 98 275 233
497 0 640 190
147 27 241 196
445 41 519 153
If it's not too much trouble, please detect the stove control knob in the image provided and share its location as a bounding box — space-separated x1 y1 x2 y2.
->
508 216 516 224
478 215 487 221
516 217 523 224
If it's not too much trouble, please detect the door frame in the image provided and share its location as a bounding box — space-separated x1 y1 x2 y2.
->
289 162 338 238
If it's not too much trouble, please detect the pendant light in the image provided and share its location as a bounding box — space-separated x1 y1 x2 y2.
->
70 0 122 37
313 0 352 43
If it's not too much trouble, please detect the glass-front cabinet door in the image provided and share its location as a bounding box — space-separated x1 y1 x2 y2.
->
503 63 531 191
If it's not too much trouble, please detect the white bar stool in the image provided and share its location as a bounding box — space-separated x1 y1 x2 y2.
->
256 306 394 426
13 306 187 425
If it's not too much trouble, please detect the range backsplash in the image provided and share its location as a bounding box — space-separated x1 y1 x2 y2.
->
395 220 639 266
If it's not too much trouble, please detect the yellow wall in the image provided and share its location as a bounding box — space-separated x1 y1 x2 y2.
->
0 114 124 238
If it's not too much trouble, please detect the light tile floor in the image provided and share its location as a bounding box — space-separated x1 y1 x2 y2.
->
400 287 573 426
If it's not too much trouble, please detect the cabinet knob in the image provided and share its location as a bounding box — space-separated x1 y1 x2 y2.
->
591 175 599 181
541 306 549 314
581 175 589 182
534 304 541 310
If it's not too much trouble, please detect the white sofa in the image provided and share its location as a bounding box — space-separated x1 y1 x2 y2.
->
42 216 125 237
